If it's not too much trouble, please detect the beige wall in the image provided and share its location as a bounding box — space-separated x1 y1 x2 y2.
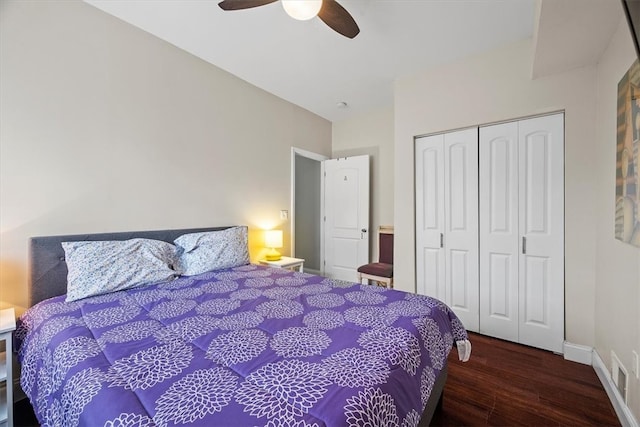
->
0 0 331 312
394 38 599 348
336 19 640 421
594 20 640 420
332 107 394 260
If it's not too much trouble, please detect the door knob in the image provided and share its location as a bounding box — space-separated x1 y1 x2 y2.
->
361 229 367 233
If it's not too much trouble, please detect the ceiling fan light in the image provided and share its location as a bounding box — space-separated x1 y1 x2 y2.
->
282 0 322 21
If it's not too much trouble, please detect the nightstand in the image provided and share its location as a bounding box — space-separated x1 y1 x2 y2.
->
0 308 15 427
259 256 305 272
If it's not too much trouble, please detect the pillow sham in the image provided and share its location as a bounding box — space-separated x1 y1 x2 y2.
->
63 238 179 302
174 226 250 276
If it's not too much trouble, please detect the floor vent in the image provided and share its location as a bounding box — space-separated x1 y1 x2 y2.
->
611 351 628 403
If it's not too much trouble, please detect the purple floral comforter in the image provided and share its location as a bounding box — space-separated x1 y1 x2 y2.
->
16 264 469 427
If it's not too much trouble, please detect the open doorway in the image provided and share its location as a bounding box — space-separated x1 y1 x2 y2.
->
291 148 327 275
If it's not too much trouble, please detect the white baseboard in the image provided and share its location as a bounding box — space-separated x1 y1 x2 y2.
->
303 268 321 276
563 341 593 365
592 350 639 427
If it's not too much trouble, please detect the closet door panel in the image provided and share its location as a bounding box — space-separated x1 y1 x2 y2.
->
444 128 479 332
415 135 446 302
448 144 469 230
479 122 519 342
449 249 469 307
518 113 564 353
488 253 513 317
523 133 550 233
523 255 549 325
419 248 445 301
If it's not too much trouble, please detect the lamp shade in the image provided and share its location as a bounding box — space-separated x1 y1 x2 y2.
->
281 0 322 21
265 230 283 249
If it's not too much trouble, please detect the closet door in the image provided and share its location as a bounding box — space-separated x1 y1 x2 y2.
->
479 122 520 342
518 114 564 353
479 113 564 353
415 129 479 332
415 134 447 302
443 129 479 332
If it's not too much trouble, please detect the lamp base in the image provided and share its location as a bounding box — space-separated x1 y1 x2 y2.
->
265 249 281 261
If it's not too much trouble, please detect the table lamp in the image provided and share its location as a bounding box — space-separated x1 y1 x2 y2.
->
265 229 283 261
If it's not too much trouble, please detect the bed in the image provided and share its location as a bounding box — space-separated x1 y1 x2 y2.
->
16 226 470 427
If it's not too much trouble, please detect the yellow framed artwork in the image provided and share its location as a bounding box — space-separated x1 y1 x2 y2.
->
616 59 640 247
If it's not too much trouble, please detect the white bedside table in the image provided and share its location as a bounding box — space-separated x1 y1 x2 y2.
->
0 308 16 427
259 256 305 272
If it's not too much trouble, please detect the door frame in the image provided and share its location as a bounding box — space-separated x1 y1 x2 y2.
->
291 147 328 274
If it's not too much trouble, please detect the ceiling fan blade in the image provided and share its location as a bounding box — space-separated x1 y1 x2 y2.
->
318 0 360 39
218 0 278 11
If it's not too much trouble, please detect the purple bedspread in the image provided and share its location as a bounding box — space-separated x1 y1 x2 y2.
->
16 264 468 427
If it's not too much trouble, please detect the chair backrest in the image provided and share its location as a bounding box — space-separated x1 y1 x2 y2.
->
378 226 394 265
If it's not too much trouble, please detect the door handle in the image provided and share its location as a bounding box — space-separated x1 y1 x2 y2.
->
440 233 444 248
522 236 527 254
361 228 367 239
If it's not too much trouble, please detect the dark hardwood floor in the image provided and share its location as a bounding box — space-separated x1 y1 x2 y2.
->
14 332 620 427
431 332 620 426
14 398 38 427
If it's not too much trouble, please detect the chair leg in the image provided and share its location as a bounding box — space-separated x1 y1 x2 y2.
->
360 275 393 288
376 280 390 288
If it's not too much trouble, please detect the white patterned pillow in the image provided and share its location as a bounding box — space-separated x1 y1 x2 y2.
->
63 238 179 302
174 226 250 276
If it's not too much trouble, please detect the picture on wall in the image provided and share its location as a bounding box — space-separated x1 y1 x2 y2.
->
616 59 640 247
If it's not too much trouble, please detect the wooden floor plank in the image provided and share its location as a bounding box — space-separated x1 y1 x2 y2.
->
431 333 620 427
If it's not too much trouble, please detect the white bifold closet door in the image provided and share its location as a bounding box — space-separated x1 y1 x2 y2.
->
479 113 564 353
478 121 520 343
415 128 479 332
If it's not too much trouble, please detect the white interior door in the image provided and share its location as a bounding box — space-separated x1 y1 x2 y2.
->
323 155 370 281
444 128 479 332
479 121 520 342
518 113 564 353
415 134 447 301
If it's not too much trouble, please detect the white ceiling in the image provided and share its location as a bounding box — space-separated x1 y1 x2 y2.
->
84 0 625 122
532 0 622 78
85 0 536 122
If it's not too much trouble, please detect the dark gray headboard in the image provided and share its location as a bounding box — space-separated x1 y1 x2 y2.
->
29 226 233 307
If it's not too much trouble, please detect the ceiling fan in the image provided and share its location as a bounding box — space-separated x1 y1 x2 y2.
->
218 0 360 39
